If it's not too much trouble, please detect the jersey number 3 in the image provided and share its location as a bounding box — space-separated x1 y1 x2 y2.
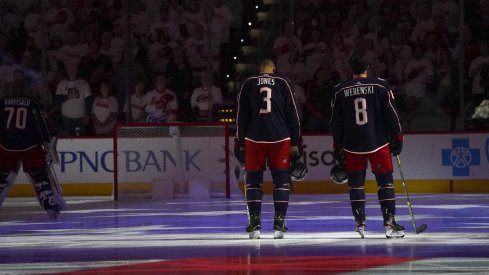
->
259 87 272 114
354 98 368 125
5 106 28 129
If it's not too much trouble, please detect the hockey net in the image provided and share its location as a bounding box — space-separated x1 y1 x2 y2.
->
113 122 231 200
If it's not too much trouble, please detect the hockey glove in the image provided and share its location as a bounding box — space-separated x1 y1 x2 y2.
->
290 136 304 161
234 138 245 164
333 143 345 166
390 134 404 156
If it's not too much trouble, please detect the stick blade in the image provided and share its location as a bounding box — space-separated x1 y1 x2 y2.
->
415 224 428 234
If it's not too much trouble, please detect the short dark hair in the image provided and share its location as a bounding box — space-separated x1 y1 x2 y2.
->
348 53 369 74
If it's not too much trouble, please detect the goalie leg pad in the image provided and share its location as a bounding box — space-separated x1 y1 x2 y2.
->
27 169 66 212
245 171 263 215
376 173 396 215
271 169 290 216
0 170 18 207
348 171 366 217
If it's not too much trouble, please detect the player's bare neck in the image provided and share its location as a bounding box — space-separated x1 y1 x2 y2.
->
353 72 368 79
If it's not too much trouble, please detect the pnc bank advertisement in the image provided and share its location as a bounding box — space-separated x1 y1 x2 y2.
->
10 133 489 196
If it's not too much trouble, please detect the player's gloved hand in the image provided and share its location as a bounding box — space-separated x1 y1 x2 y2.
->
290 136 303 161
333 143 344 165
390 134 404 156
234 138 245 164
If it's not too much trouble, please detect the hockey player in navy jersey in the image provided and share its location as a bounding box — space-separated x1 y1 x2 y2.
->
235 59 302 239
330 54 405 238
0 80 66 218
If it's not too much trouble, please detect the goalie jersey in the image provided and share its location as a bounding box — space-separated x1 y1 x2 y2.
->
330 77 402 153
236 73 301 144
0 96 52 151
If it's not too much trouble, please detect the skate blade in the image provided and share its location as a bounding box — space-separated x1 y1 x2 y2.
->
273 230 285 239
249 230 260 239
356 228 365 238
47 209 59 218
385 228 405 238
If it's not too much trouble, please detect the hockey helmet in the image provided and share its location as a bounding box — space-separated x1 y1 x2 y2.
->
330 163 348 184
290 159 308 181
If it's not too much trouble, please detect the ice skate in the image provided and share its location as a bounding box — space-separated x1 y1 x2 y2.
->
355 220 366 238
384 214 405 238
353 209 366 238
246 214 261 239
273 214 288 239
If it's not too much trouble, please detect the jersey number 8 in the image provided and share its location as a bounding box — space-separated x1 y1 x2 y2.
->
354 98 368 125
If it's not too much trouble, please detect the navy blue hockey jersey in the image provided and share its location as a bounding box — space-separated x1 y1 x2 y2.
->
236 73 301 144
0 97 52 151
329 77 402 153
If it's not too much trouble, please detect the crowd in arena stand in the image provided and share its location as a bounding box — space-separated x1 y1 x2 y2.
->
0 0 488 137
273 0 489 132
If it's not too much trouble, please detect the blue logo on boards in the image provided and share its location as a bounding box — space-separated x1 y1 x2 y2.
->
442 138 480 176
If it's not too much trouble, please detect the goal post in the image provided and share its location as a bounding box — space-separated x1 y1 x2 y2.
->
113 122 231 200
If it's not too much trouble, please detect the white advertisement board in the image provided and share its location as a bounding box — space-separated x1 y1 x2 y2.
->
13 133 489 185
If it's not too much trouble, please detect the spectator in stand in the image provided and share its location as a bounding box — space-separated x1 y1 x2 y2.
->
49 10 70 44
330 33 350 80
305 68 339 132
423 32 442 66
110 22 125 59
145 73 178 123
432 0 459 33
23 1 42 47
389 29 413 65
403 44 434 111
0 52 21 95
91 81 119 135
149 9 183 45
302 29 328 81
182 0 205 40
212 0 234 45
78 40 113 92
0 1 21 36
147 29 176 75
99 31 122 67
55 63 93 136
129 0 150 38
125 80 147 123
166 47 194 121
277 49 307 86
273 21 303 73
190 70 223 122
290 73 307 124
124 33 148 72
44 0 74 29
435 47 459 130
110 51 148 122
468 41 489 107
184 24 209 72
410 4 435 45
58 30 87 68
377 47 404 95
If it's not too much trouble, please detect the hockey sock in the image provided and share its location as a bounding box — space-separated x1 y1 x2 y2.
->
245 172 263 216
376 173 396 216
271 169 290 216
348 171 366 219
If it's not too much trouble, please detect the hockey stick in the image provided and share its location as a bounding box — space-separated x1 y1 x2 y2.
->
396 155 427 234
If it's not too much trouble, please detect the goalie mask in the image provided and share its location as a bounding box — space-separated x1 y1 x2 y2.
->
290 159 308 181
330 163 348 184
